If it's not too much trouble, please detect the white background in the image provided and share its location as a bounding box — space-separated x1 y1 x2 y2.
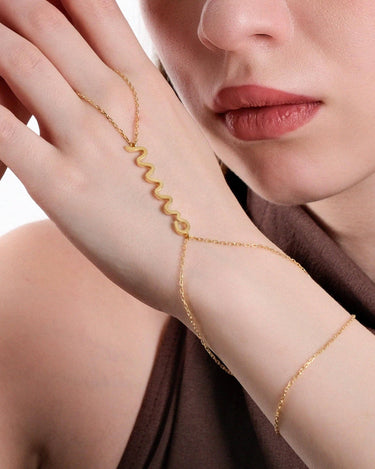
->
0 1 151 236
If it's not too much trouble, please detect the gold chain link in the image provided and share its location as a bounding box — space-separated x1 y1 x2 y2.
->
76 69 140 147
179 236 308 375
274 314 356 435
179 236 233 374
189 236 307 272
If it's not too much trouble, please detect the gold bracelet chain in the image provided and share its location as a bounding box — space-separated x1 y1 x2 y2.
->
274 314 356 435
179 236 307 375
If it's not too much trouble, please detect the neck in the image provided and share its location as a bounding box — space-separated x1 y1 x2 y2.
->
305 173 375 283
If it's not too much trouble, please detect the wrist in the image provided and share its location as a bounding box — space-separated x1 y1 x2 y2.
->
163 211 267 319
171 222 270 326
177 227 350 419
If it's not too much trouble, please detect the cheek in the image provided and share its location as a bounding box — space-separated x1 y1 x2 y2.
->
297 1 375 72
141 0 205 102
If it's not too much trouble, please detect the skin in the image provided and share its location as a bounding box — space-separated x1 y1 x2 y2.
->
140 0 375 281
0 78 29 179
0 220 168 467
1 1 375 467
0 0 68 180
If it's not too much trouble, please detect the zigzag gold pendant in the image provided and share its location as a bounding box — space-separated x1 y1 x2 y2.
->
125 145 191 237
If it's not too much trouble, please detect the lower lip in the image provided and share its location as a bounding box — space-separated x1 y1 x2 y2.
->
222 102 321 141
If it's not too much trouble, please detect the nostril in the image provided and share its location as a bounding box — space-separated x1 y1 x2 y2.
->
255 33 273 39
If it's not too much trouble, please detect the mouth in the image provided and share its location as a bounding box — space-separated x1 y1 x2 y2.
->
213 85 323 141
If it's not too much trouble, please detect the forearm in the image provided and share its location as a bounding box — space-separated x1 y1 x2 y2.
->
182 225 375 468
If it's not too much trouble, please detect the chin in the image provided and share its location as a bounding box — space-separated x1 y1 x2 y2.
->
242 177 327 206
207 126 371 208
240 164 366 207
253 188 324 206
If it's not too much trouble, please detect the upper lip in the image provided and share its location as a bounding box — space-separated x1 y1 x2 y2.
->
213 84 321 113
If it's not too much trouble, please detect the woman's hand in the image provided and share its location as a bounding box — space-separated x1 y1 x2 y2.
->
0 0 254 316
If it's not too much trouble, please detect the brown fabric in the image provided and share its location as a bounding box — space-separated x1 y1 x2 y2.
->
118 172 375 468
246 190 375 329
118 318 266 468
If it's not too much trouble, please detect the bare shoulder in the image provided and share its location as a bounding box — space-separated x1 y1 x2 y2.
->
0 220 169 468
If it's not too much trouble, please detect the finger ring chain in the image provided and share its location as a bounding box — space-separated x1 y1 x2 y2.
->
75 69 305 373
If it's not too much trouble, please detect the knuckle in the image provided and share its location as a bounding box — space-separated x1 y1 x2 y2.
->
84 0 119 19
93 71 124 102
0 109 17 143
59 163 90 196
28 3 66 32
93 0 118 13
9 43 44 76
68 171 88 194
27 156 87 206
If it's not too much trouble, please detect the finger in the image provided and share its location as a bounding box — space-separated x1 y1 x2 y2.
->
0 77 31 180
0 0 117 97
47 0 73 22
0 22 82 144
0 78 31 125
0 105 58 199
60 0 152 72
0 0 147 137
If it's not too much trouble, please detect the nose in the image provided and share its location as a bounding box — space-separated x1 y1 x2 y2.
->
198 0 293 52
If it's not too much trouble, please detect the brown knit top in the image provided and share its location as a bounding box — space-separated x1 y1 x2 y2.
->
117 172 375 468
